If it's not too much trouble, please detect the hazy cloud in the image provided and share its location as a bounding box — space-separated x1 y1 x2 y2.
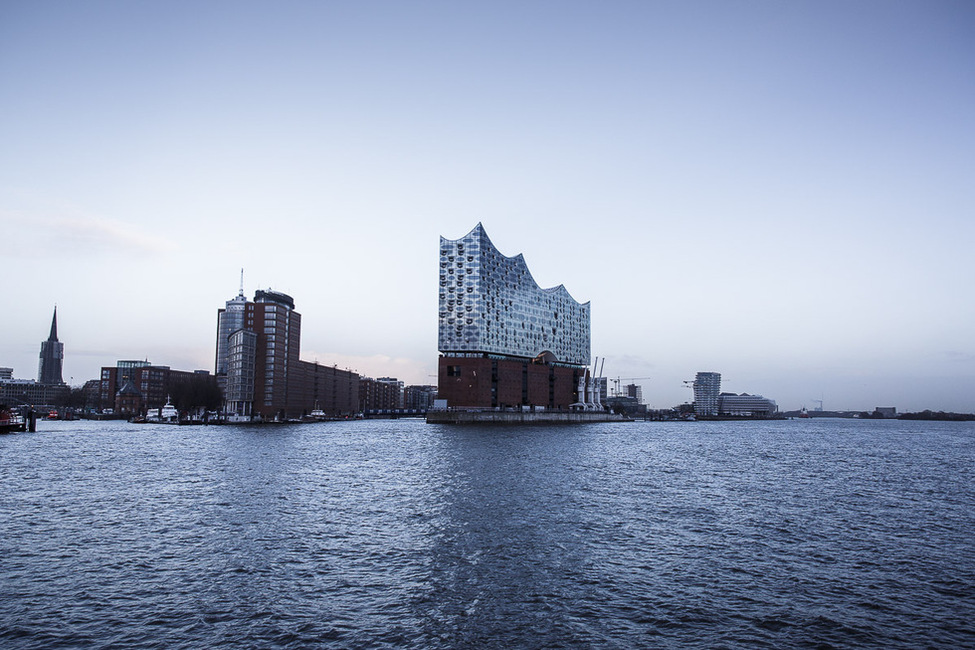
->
302 352 434 384
3 208 176 257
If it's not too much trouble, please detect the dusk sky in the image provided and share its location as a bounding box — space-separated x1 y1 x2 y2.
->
3 1 973 412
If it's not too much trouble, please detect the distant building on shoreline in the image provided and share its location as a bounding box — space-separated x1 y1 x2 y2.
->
38 307 65 385
624 383 642 403
97 361 219 417
0 309 70 407
691 372 722 417
690 371 777 418
436 223 592 410
404 385 438 411
359 377 403 412
718 392 777 417
0 377 69 407
215 287 358 420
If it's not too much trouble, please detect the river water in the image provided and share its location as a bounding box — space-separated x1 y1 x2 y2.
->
1 418 973 649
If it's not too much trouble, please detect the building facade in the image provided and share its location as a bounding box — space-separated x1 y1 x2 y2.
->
690 371 778 417
0 379 69 407
404 385 438 411
692 372 722 416
718 393 777 417
437 224 592 410
624 383 643 403
215 282 248 396
438 223 590 365
359 377 403 412
291 361 359 417
252 290 302 417
98 362 220 416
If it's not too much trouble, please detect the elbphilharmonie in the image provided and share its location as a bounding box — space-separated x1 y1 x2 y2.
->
436 224 601 413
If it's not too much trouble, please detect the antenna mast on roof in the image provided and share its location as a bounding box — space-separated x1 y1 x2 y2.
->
239 268 245 298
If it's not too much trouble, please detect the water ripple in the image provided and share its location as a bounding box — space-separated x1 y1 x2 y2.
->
1 418 973 648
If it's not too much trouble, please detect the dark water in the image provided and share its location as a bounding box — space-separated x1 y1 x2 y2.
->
2 418 973 649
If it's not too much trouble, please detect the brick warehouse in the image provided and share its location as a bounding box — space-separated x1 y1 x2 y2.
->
438 355 582 411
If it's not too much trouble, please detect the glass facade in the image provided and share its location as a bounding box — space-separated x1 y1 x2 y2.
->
438 224 590 367
215 292 247 376
226 329 257 415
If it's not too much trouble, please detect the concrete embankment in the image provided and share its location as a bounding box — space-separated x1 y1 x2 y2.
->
426 410 629 425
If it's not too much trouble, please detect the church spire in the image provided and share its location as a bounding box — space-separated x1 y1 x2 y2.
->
39 306 65 385
49 306 59 341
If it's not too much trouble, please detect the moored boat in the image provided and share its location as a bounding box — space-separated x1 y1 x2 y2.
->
146 397 179 424
1 405 27 434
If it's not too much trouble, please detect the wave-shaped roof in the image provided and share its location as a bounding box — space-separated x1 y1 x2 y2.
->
448 223 589 307
439 223 591 365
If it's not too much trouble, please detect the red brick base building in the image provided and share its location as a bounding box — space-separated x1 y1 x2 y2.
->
437 355 581 410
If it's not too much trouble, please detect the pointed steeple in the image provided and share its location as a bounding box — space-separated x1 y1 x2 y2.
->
49 306 59 341
38 306 65 385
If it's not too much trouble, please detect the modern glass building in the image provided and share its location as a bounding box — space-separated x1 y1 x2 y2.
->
438 223 590 366
437 224 592 410
215 287 247 380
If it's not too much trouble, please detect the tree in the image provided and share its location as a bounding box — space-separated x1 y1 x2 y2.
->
168 374 222 413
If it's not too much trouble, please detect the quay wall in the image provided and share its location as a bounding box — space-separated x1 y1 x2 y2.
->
426 410 628 425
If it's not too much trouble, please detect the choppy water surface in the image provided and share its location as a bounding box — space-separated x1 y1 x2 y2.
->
2 418 973 648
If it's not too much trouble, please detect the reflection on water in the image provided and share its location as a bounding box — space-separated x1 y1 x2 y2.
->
1 418 974 648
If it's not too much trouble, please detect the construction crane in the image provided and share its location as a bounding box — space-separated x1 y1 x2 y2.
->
612 376 652 397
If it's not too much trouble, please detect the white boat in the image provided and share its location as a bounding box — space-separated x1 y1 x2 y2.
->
147 397 179 423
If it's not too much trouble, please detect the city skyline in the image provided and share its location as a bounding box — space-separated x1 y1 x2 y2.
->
3 2 973 412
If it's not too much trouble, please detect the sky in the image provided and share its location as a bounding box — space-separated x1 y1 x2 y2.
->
2 0 973 413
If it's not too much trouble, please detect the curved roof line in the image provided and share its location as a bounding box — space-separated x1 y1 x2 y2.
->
443 223 590 307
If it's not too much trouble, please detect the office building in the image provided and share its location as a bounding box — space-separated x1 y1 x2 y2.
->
437 224 592 410
215 278 248 395
624 383 643 403
222 289 301 418
218 287 358 419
